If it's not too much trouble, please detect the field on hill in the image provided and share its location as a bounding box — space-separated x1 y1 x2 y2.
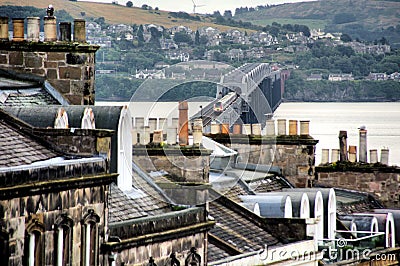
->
0 0 245 31
236 0 400 29
250 18 327 31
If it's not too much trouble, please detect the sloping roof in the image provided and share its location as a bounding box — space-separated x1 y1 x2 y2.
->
333 188 383 215
108 165 171 223
208 199 280 258
207 242 234 262
251 175 293 193
0 111 57 168
0 72 64 106
109 186 171 222
3 106 125 174
223 183 253 203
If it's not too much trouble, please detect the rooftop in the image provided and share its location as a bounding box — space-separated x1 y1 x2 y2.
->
0 71 65 106
0 110 58 168
109 163 172 223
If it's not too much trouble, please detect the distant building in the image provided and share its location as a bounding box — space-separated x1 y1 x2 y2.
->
307 73 323 81
389 72 400 81
368 72 388 80
328 73 354 81
135 69 166 79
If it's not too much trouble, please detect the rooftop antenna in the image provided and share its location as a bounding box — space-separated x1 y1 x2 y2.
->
191 0 205 14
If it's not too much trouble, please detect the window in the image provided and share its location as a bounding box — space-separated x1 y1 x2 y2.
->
81 210 100 266
55 215 73 266
25 218 45 266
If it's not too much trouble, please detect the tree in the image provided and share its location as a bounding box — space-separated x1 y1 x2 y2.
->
195 30 200 45
137 24 144 46
141 4 148 10
126 1 133 7
94 17 106 27
340 33 352 42
149 27 161 48
223 10 232 18
173 31 192 44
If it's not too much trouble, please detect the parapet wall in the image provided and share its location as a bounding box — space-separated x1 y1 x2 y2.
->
316 163 400 208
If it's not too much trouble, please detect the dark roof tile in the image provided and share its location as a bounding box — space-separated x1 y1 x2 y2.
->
207 243 232 262
0 120 57 167
209 200 280 255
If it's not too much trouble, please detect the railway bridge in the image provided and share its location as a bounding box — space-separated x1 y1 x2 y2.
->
191 63 284 128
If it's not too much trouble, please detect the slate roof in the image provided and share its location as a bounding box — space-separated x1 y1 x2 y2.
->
0 76 60 106
4 106 126 174
222 180 254 203
333 188 384 215
250 175 293 193
0 112 57 168
208 199 280 258
207 243 232 262
216 171 293 203
108 165 171 223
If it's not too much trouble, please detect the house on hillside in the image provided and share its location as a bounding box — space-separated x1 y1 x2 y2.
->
307 73 323 81
367 72 387 80
328 73 354 81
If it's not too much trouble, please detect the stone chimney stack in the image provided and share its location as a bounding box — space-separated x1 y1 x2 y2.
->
178 101 189 146
359 126 367 163
339 131 348 161
12 18 24 42
27 17 40 42
192 119 203 146
370 149 378 163
0 9 99 105
73 19 86 42
0 17 8 41
380 149 389 165
300 120 310 136
348 145 357 162
59 22 72 42
44 16 57 42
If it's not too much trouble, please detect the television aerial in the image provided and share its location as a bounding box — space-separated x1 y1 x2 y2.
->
191 0 205 14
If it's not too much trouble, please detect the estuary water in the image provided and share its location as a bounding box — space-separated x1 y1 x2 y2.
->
96 101 400 167
274 102 400 166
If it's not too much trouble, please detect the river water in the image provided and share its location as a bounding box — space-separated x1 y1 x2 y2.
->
97 101 400 166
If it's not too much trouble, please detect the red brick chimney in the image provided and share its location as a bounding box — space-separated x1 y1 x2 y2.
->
178 101 189 146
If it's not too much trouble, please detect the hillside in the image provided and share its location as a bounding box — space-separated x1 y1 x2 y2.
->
0 0 244 32
235 0 400 46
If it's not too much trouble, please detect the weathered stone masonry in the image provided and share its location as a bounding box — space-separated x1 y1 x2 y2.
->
0 42 99 104
0 160 117 266
316 164 400 208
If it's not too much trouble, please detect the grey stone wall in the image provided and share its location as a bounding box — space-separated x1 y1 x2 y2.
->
114 232 207 266
35 128 113 158
133 148 211 183
316 170 400 208
0 43 99 104
228 142 315 187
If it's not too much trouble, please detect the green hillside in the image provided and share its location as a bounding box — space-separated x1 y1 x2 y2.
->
0 0 247 32
235 0 400 46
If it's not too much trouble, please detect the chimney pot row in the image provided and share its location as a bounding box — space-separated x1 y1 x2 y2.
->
1 16 86 42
